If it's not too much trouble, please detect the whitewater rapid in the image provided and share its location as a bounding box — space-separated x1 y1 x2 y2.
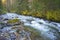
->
1 13 60 40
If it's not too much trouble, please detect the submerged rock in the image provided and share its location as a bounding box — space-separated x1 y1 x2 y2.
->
0 36 8 40
0 24 32 40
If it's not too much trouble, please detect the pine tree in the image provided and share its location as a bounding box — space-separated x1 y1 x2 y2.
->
0 0 3 14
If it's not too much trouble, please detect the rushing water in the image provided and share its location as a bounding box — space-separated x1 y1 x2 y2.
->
1 13 60 40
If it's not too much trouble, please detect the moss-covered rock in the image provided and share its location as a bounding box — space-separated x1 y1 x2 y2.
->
7 19 19 23
7 19 21 25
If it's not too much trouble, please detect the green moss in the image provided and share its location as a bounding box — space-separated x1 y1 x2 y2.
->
7 19 20 23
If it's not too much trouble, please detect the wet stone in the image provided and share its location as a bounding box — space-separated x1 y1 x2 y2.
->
0 36 8 40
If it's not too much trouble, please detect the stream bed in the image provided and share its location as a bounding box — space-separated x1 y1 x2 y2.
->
0 13 60 40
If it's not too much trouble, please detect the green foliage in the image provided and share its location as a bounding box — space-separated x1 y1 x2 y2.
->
1 0 60 22
18 0 60 22
16 0 29 14
0 0 3 14
46 10 60 22
0 0 7 14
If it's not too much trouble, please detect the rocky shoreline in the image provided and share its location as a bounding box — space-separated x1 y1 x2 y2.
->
0 18 31 40
0 13 60 40
0 22 43 40
0 16 42 40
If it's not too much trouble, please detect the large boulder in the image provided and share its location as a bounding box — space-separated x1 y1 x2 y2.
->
7 19 22 26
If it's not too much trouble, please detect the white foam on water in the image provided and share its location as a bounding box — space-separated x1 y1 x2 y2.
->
1 13 60 40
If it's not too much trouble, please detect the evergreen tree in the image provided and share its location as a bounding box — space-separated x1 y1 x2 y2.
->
16 0 29 14
0 0 3 14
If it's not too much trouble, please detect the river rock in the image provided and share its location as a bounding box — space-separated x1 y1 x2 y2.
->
0 36 8 40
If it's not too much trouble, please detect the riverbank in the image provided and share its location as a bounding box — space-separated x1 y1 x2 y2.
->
0 19 43 40
19 11 60 23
